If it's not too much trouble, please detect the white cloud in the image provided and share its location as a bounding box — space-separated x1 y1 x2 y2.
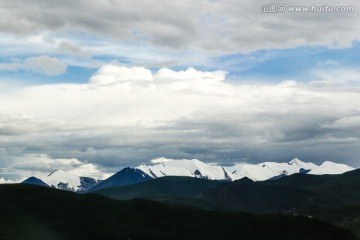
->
150 157 171 164
8 154 109 180
0 55 67 76
156 68 226 82
90 62 153 85
0 178 18 184
312 68 360 86
155 67 228 93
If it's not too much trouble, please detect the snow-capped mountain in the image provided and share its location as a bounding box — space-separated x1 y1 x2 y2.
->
41 170 100 192
136 158 355 182
136 159 231 180
22 158 355 192
43 169 81 191
309 161 355 175
225 158 318 181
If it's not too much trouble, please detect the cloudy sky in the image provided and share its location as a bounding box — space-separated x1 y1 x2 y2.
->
1 0 360 182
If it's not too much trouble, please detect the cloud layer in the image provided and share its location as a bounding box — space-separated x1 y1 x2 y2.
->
1 0 359 55
0 63 359 180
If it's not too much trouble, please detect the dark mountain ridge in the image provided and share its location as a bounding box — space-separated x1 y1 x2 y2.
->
0 183 357 240
22 177 49 187
88 167 152 192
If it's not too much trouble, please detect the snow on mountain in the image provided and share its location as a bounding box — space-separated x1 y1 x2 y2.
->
225 158 318 181
309 161 355 175
42 169 82 191
40 170 101 192
136 159 231 180
23 158 355 192
136 158 354 181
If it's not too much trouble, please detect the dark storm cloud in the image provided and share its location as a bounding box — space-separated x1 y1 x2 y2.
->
1 109 359 179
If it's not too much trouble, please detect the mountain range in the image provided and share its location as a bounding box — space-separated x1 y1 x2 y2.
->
0 183 358 240
22 158 355 192
94 168 360 237
8 158 360 238
22 169 101 192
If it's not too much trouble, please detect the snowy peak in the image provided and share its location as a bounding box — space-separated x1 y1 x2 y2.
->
224 158 317 181
43 169 81 191
288 158 304 166
136 159 231 180
287 158 318 173
22 159 355 192
40 169 100 192
309 161 355 175
136 158 354 182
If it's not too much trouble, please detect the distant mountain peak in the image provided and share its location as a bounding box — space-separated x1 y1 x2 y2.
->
136 158 355 182
288 158 302 165
21 159 355 193
36 169 100 192
237 176 254 184
43 170 80 191
22 176 49 187
310 161 355 175
136 159 230 180
88 167 152 192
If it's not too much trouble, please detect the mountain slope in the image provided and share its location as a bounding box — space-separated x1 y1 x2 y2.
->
225 158 317 181
135 158 354 182
94 176 225 200
0 183 357 240
297 203 360 237
200 177 328 213
197 169 360 236
38 170 100 192
136 159 231 180
200 169 360 212
22 177 49 187
21 158 355 193
309 161 355 175
78 177 102 193
42 169 82 191
268 168 360 201
88 167 152 192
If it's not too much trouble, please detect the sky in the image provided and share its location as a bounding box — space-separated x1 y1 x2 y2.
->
1 0 360 182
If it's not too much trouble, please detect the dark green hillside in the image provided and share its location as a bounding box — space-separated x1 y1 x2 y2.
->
92 170 360 236
200 177 328 213
93 176 225 200
199 169 360 212
0 184 357 240
88 167 152 192
267 169 360 202
199 169 360 236
297 203 360 237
